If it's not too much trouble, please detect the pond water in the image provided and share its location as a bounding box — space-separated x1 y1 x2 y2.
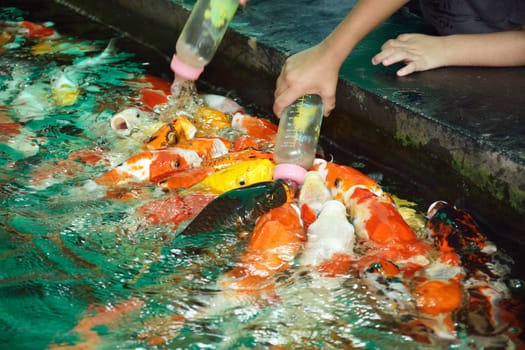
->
1 3 524 350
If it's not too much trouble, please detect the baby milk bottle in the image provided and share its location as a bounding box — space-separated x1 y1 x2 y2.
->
273 94 324 186
170 0 239 90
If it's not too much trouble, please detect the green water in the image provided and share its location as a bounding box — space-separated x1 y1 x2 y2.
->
1 4 524 350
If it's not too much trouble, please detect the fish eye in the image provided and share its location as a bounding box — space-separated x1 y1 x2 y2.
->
239 180 245 186
172 159 181 168
167 131 179 144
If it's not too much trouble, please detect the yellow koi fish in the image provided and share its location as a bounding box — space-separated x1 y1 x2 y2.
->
197 158 274 193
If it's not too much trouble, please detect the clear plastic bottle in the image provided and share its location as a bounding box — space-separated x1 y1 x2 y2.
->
170 0 239 87
273 94 324 186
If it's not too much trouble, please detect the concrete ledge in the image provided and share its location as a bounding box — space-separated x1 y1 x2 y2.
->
55 0 525 244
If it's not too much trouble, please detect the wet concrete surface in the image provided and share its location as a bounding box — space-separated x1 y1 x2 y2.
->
21 0 525 244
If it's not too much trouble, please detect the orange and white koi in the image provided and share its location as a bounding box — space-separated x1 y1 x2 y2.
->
297 171 331 228
96 137 230 187
310 160 467 340
95 148 201 187
298 200 355 278
312 158 388 202
0 111 41 159
30 147 110 189
231 112 278 144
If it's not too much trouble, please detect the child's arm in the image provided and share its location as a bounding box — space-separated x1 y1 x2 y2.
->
372 27 525 76
273 0 410 117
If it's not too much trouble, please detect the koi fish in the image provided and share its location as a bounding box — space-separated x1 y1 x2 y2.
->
161 150 274 191
219 202 306 292
194 106 232 137
180 180 292 236
0 111 40 159
95 148 200 187
202 94 244 115
136 191 217 228
426 201 521 338
123 74 172 112
31 39 100 56
140 201 304 346
110 108 165 138
312 158 388 203
298 171 331 228
145 114 196 149
51 68 80 106
50 39 119 107
30 147 110 189
195 158 275 194
299 200 355 277
19 21 58 40
200 149 274 171
311 160 468 341
11 39 118 120
231 112 278 143
96 137 230 187
50 298 144 350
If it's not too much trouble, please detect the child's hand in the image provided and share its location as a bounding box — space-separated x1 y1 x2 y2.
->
372 33 446 76
274 44 339 117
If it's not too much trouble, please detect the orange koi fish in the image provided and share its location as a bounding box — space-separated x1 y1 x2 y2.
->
128 74 172 112
219 202 306 292
161 167 216 191
311 161 466 340
145 114 197 150
50 298 144 350
231 134 272 151
231 112 278 143
19 21 57 40
136 191 216 228
200 149 274 170
140 200 303 346
193 106 231 136
30 147 110 189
